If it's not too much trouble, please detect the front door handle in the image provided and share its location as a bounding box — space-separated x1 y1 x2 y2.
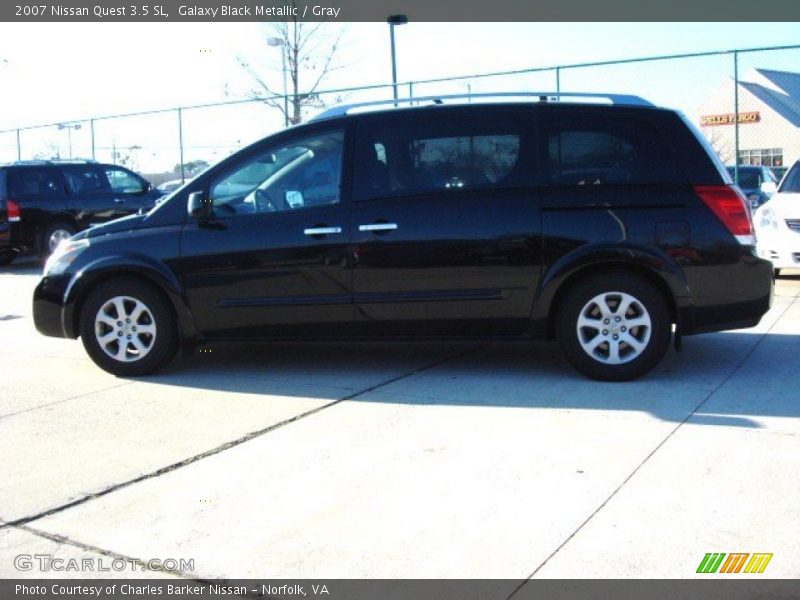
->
114 198 126 204
304 226 342 236
359 223 398 232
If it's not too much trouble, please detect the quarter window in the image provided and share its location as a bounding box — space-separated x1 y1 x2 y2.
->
545 113 679 186
209 130 344 217
9 169 62 196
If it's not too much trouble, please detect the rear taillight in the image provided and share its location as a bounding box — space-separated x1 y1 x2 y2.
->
6 199 20 222
694 185 754 245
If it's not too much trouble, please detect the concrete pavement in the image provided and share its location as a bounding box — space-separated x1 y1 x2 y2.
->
1 258 798 585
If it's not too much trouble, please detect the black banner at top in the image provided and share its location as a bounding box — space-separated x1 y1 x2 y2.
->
3 0 800 22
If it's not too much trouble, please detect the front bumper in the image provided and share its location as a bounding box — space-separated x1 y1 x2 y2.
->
33 273 75 338
756 226 800 270
757 247 800 270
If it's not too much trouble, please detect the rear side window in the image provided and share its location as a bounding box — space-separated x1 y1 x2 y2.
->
544 111 681 186
354 116 525 201
8 169 63 197
64 167 109 195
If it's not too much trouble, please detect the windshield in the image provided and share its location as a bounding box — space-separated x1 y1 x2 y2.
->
727 167 760 189
778 162 800 193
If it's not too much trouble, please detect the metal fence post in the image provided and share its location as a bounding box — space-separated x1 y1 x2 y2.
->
177 107 185 183
556 66 561 96
16 129 21 161
90 119 95 160
733 51 740 184
408 81 413 104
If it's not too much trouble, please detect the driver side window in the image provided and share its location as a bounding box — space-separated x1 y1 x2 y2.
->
209 130 344 218
105 168 145 194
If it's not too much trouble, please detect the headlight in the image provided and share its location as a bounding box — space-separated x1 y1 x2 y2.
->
44 238 90 275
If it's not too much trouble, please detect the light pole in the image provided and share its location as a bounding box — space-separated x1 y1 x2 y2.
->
57 123 82 159
387 15 408 106
268 37 290 128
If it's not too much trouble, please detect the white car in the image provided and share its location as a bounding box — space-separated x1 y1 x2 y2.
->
754 160 800 276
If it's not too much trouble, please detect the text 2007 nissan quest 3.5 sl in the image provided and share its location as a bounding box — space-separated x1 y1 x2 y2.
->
31 93 774 381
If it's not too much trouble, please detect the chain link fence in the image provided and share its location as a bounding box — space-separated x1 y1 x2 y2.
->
2 44 799 187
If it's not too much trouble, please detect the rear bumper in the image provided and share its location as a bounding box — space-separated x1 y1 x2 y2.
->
682 255 774 335
33 273 74 338
1 222 34 255
0 223 12 256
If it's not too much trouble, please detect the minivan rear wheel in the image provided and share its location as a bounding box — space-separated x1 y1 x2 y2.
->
556 273 671 381
79 278 178 376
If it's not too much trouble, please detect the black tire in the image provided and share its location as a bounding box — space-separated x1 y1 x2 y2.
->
79 278 178 376
774 268 781 278
39 222 76 259
556 272 672 381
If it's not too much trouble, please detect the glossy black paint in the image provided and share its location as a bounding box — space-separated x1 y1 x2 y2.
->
33 103 774 350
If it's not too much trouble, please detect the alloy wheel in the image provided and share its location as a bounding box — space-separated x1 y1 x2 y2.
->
576 291 652 365
94 296 157 362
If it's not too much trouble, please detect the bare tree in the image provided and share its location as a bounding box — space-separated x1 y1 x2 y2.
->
111 144 142 170
702 126 734 165
33 142 62 161
235 10 346 125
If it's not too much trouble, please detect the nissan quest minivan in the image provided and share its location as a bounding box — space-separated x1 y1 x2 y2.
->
32 93 774 381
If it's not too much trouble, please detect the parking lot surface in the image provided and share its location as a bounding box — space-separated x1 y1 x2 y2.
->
1 257 798 584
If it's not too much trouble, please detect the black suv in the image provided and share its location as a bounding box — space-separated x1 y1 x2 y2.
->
33 94 774 381
0 160 162 264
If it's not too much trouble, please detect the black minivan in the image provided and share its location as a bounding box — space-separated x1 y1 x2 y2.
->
33 95 774 381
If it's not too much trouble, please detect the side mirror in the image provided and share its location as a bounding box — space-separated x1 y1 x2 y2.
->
761 181 777 197
187 191 212 220
285 190 304 208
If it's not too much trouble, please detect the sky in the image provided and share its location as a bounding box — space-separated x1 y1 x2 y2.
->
0 22 798 171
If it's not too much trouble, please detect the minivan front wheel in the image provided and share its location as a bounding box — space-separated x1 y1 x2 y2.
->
79 279 178 376
40 222 75 258
557 273 671 381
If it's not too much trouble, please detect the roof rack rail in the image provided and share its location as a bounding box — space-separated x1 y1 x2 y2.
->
11 158 97 165
311 91 653 121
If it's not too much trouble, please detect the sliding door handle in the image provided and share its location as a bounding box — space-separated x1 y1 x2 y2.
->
358 223 398 232
304 226 342 236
